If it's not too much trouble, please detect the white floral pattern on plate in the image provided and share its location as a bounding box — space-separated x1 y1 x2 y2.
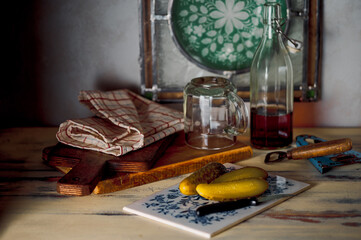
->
170 0 287 72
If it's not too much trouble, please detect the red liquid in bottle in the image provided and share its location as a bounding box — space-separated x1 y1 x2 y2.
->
251 108 293 149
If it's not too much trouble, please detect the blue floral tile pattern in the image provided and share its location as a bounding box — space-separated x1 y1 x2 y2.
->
144 188 243 226
123 163 310 238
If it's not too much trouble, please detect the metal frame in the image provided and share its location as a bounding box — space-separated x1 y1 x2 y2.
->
139 0 322 102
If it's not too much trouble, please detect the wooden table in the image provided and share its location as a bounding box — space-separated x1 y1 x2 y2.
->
1 127 360 239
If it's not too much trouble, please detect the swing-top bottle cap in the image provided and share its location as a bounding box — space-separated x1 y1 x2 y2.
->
263 3 282 25
263 3 303 51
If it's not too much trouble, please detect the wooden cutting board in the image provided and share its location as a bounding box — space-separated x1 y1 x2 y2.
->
43 134 175 196
43 132 253 196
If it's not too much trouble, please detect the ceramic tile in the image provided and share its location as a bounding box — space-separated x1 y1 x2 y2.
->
123 163 310 238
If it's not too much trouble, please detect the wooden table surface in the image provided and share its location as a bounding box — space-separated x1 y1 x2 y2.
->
1 127 360 239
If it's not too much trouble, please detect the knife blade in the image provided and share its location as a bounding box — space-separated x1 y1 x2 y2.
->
196 194 293 217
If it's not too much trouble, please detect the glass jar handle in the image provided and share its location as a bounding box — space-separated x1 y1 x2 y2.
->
224 91 249 136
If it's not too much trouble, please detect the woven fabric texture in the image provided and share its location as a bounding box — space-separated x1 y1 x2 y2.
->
56 89 184 156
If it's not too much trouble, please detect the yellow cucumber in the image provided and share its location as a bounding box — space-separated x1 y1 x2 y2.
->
179 162 227 195
196 178 269 201
212 166 268 183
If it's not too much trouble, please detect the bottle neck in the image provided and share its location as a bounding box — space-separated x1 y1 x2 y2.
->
263 3 282 39
263 23 277 40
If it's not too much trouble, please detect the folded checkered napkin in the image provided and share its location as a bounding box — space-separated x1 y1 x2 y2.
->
56 89 184 156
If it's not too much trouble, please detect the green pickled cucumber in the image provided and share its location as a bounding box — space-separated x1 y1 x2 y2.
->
196 178 269 201
212 166 268 183
179 162 227 195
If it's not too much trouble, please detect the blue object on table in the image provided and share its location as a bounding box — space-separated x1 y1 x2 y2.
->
296 135 361 174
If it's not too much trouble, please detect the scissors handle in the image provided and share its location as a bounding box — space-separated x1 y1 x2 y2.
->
288 138 352 160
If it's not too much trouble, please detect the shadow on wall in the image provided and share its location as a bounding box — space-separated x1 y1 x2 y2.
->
2 2 41 128
2 1 141 128
95 74 139 94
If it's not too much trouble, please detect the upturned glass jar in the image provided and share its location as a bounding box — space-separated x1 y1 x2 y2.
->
183 77 248 150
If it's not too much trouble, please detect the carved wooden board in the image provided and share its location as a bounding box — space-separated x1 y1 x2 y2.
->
43 132 253 196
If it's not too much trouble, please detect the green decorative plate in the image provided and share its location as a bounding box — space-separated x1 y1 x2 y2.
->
169 0 288 73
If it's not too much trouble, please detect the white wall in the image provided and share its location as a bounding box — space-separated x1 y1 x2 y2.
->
2 0 141 126
294 0 361 127
35 0 141 125
2 0 361 127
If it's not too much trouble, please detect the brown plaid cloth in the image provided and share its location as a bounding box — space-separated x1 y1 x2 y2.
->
56 89 184 156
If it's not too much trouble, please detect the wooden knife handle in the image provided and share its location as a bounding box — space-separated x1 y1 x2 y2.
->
287 138 352 160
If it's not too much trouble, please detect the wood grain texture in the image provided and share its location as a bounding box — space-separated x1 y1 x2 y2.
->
44 132 253 195
43 135 175 195
1 127 360 240
94 143 252 194
288 138 352 159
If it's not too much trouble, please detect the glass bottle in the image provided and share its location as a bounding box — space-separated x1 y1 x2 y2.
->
250 3 293 149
